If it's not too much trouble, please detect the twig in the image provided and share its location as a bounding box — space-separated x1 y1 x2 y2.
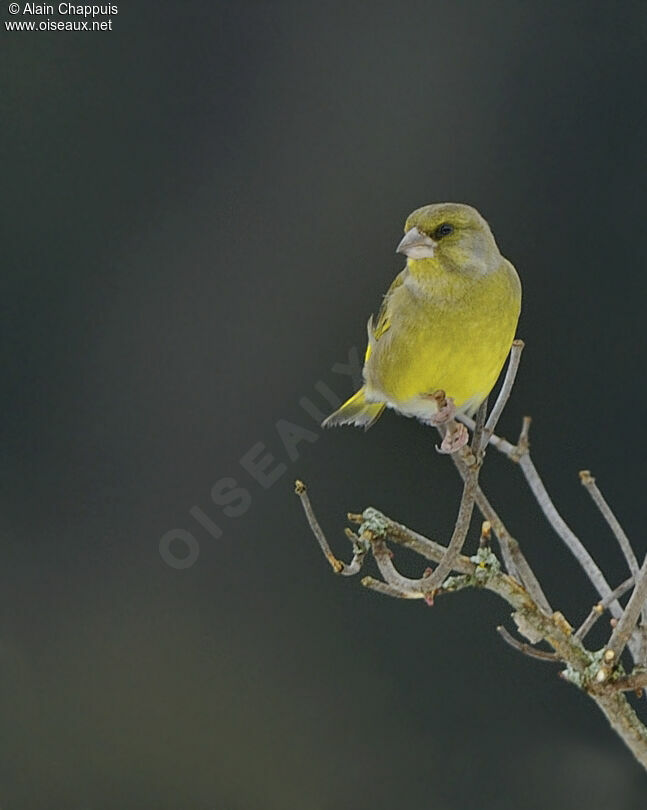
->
579 470 640 578
516 450 623 618
298 493 647 769
370 537 428 598
457 416 625 619
298 339 647 768
450 453 553 614
590 689 647 767
341 528 369 576
603 553 647 672
456 412 517 456
352 509 473 574
479 340 524 453
419 465 478 592
453 457 518 580
496 528 553 614
295 480 366 576
371 509 647 768
460 416 643 660
575 576 635 641
474 483 552 613
400 399 486 594
360 576 418 599
638 625 647 669
608 670 647 693
488 516 521 580
516 416 532 455
497 625 558 662
471 395 488 462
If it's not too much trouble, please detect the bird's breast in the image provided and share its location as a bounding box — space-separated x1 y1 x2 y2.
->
363 263 520 416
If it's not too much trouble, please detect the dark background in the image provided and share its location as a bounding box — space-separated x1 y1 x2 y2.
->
2 1 647 807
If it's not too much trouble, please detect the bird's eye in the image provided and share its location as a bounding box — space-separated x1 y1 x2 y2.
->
435 223 454 238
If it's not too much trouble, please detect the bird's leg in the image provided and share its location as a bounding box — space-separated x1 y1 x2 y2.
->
428 389 455 425
427 390 470 454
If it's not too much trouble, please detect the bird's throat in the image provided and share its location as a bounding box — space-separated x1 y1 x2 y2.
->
406 258 470 302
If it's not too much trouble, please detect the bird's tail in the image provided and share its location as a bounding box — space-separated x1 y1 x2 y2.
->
321 386 385 430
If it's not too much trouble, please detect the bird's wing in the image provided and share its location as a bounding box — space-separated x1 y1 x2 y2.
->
365 268 407 362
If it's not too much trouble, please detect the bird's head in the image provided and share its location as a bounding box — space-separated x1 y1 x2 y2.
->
396 203 500 278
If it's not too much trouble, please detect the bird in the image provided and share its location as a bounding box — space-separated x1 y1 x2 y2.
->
322 202 521 451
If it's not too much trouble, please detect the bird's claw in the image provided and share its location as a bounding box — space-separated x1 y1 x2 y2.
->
436 423 469 454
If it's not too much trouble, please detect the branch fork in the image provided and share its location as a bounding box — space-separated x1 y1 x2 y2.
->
296 340 647 770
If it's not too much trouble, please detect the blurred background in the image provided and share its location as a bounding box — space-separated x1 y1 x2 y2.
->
2 0 647 807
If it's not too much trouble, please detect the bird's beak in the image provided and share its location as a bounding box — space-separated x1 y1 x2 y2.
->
395 227 436 259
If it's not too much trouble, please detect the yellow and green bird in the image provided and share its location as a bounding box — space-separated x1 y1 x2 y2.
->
322 203 521 438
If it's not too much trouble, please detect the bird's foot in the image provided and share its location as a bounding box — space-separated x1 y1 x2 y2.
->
428 390 456 425
436 422 470 454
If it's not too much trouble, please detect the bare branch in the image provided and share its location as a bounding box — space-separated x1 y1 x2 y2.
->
456 416 625 619
360 576 419 599
295 480 366 576
416 400 491 587
341 528 369 576
589 689 647 767
479 340 524 452
603 553 647 672
495 529 552 614
486 512 521 580
298 488 647 769
473 486 552 613
391 398 486 594
471 396 488 461
370 537 428 598
459 416 645 662
365 508 647 768
517 416 532 455
297 335 647 769
356 508 473 573
579 470 639 577
607 670 647 693
419 466 478 592
456 412 517 456
497 625 558 662
637 625 647 669
450 452 553 614
575 576 635 641
516 451 624 618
